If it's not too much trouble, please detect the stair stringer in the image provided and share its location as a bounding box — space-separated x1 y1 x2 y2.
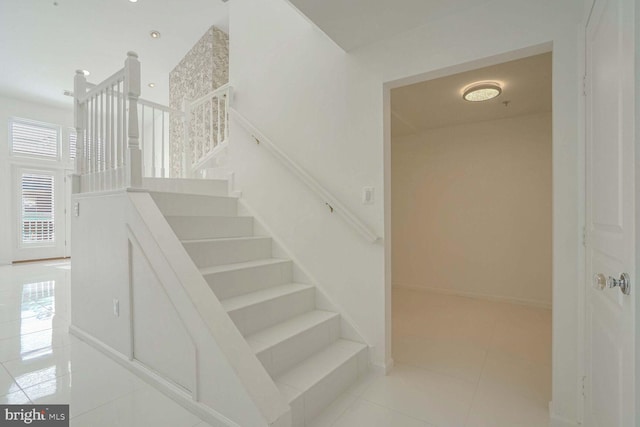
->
126 191 292 427
236 198 372 352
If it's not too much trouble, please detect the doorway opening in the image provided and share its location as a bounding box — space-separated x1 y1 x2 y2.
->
389 52 553 424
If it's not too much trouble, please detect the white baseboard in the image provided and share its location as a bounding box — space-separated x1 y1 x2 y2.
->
393 284 552 310
549 413 580 427
69 325 240 427
371 358 394 375
548 402 580 427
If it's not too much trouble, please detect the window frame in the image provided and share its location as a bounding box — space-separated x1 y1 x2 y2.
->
16 168 57 249
9 117 61 161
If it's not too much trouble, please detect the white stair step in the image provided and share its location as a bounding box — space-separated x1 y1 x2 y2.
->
150 191 237 217
142 177 228 196
276 340 369 426
200 258 293 300
165 215 254 240
249 310 341 378
222 283 315 336
182 236 273 268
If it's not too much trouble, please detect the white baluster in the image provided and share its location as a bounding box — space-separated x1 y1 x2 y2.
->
217 95 222 147
161 110 165 178
210 97 215 152
125 51 142 188
151 107 156 177
73 70 87 178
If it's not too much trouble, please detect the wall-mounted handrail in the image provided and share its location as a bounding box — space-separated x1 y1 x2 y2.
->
229 107 379 243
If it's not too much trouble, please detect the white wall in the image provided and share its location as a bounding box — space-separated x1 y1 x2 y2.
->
392 112 552 307
229 0 584 424
0 95 73 264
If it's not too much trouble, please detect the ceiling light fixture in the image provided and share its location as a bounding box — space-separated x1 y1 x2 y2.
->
150 31 161 39
81 69 90 76
148 83 155 88
462 82 502 102
129 0 138 3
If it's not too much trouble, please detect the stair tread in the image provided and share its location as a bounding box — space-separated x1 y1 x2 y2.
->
221 283 313 312
199 258 289 275
247 310 339 354
165 215 251 219
181 236 270 244
275 339 367 398
144 177 227 183
149 190 238 200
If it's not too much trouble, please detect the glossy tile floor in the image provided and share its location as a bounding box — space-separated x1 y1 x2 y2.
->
0 262 551 426
0 261 210 427
308 287 552 427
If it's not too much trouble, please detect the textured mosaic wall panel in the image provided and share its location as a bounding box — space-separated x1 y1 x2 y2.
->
169 26 229 176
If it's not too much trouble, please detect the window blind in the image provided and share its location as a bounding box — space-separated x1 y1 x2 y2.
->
21 173 55 244
10 119 59 159
69 130 77 160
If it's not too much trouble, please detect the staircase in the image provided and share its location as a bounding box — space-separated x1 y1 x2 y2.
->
144 177 369 427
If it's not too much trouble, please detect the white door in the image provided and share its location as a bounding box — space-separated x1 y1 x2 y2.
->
584 0 636 425
12 167 66 261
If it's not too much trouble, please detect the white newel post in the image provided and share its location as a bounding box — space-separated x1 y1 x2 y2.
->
125 51 142 188
73 70 87 193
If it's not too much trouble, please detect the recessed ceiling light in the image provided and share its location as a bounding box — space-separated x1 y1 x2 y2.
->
129 0 138 3
150 31 161 39
148 83 155 88
462 82 502 102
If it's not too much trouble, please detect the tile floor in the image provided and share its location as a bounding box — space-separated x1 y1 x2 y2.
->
0 262 551 426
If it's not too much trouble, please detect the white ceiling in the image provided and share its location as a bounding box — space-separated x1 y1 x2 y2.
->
391 52 552 138
0 0 229 110
286 0 495 51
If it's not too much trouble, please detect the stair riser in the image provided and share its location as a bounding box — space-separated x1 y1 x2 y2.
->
167 217 254 240
229 287 315 337
143 178 228 196
291 348 367 427
257 315 340 378
184 238 273 268
151 193 237 216
204 261 293 300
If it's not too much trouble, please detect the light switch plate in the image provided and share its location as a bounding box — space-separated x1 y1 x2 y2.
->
362 187 374 204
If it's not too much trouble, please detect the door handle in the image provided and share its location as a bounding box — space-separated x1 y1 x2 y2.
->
606 273 631 295
592 273 606 290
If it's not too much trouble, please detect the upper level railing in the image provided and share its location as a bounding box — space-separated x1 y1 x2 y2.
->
182 84 231 176
73 53 229 190
73 52 142 192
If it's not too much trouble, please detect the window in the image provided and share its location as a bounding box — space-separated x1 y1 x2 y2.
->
68 129 77 160
10 118 59 159
20 173 55 244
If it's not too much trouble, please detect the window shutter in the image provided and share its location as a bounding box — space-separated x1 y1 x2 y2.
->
10 119 59 159
69 130 77 160
21 173 55 244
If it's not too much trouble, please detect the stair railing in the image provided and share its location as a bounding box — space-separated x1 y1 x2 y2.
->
182 83 231 176
73 52 142 192
138 99 183 179
229 107 380 243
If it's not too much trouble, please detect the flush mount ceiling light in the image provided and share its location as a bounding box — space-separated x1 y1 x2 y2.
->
150 30 161 39
462 82 502 102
